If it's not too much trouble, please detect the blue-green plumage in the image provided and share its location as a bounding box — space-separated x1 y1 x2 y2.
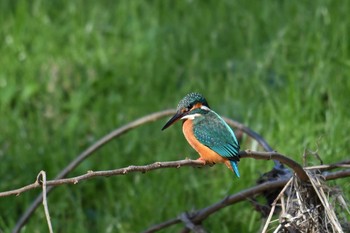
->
191 108 241 177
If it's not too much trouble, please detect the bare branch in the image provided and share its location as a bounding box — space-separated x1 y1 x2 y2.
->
239 150 309 181
0 160 204 198
322 169 350 181
1 151 347 198
305 160 350 171
179 213 207 233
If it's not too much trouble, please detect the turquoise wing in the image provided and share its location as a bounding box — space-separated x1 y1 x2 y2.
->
192 111 240 157
192 110 240 177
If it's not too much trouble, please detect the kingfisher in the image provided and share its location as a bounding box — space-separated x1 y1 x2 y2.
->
162 92 240 177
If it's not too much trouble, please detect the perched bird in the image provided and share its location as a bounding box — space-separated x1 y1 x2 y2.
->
162 93 241 177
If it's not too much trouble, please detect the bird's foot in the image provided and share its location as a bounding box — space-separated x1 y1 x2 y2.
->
195 157 207 165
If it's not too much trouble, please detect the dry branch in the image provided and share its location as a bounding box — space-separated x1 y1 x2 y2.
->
1 150 314 198
0 160 205 197
240 150 308 181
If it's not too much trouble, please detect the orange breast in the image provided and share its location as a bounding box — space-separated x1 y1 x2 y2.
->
182 120 227 165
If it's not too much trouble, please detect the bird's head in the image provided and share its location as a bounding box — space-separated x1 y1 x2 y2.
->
162 92 210 130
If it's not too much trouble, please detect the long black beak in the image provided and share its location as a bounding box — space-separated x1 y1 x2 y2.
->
161 111 184 130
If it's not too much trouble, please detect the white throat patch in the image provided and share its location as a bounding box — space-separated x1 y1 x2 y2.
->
200 105 210 111
181 113 201 120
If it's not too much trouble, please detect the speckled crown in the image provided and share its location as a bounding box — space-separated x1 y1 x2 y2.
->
177 92 209 110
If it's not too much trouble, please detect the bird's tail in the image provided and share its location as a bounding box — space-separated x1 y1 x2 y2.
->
230 160 240 178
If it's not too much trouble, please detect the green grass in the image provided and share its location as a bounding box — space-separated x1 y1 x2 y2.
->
1 0 350 232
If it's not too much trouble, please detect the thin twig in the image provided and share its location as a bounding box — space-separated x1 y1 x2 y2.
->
304 160 350 171
37 171 53 233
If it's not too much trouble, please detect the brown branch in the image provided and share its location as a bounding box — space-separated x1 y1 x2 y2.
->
179 213 207 233
322 169 350 181
239 150 309 181
0 160 205 198
143 169 350 233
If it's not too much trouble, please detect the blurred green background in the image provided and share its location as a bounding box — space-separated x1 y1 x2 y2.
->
1 0 349 232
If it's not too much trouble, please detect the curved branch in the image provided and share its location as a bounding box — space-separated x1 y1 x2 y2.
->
143 169 350 233
239 150 308 181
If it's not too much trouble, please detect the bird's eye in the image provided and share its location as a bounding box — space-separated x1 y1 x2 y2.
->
181 106 191 113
